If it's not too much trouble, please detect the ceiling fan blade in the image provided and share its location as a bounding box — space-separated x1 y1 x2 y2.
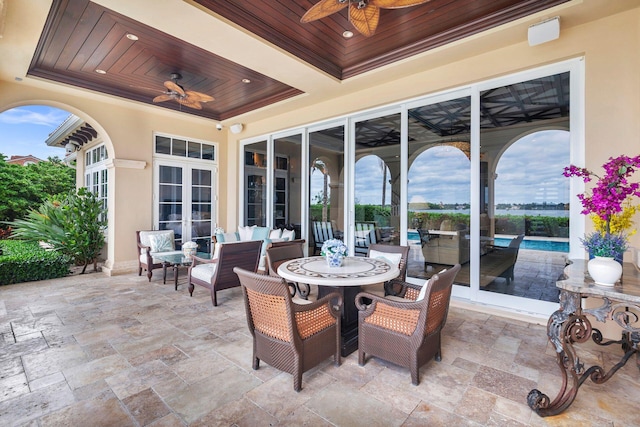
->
164 80 186 96
371 0 431 9
349 3 380 37
185 90 214 103
177 98 203 109
153 94 174 103
301 0 348 23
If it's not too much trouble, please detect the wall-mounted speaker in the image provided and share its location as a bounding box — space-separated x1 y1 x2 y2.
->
528 16 560 47
230 123 244 134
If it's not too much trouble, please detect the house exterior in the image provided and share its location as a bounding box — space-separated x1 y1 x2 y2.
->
1 0 639 320
6 155 43 166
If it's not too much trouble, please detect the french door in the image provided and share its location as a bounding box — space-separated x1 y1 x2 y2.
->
154 160 217 252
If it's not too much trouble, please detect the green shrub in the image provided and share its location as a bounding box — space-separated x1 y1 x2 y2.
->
0 240 71 285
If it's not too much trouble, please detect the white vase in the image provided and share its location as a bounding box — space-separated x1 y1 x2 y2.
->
325 253 344 268
587 256 622 286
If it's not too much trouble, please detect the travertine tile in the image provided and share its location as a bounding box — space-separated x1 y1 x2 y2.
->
1 271 639 426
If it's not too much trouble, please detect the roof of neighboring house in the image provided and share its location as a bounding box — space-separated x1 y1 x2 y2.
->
6 155 43 165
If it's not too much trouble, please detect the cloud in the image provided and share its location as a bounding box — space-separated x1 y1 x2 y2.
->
0 106 70 127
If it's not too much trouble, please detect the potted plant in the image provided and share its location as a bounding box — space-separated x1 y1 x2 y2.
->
564 155 640 285
321 238 348 267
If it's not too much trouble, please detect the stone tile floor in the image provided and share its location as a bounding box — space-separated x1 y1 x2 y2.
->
1 269 639 426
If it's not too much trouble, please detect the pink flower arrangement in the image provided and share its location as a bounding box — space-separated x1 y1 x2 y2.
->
563 155 640 233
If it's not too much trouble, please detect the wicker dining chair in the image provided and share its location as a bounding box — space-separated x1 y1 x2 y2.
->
233 267 343 391
265 239 311 299
365 244 410 297
354 264 461 385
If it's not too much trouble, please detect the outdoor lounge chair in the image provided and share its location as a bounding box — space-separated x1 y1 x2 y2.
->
188 240 262 306
355 264 461 385
234 267 342 391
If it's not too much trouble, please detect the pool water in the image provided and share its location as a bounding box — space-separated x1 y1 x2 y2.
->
406 232 569 252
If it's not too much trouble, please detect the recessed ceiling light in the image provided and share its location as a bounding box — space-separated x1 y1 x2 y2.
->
95 69 107 74
242 78 251 84
343 30 354 38
126 33 138 41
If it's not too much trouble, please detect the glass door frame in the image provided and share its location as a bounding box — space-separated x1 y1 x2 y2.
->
153 157 218 248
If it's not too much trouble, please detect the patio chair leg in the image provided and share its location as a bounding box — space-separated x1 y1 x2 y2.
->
146 270 152 281
211 290 218 307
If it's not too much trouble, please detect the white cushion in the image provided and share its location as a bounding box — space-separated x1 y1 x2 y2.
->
238 225 257 240
281 229 295 241
417 268 447 301
139 230 175 253
139 250 182 264
369 250 402 267
416 279 431 302
216 232 239 243
190 263 218 282
269 229 282 239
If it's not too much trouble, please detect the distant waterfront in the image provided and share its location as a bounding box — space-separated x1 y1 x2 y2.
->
412 209 569 218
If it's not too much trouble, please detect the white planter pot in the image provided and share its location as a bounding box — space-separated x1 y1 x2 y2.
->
587 256 622 286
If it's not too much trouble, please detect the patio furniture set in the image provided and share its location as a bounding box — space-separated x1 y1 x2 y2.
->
136 228 638 416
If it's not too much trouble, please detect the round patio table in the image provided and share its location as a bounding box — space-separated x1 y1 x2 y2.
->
278 256 399 356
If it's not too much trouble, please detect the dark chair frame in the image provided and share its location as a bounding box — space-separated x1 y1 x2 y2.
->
366 243 410 296
234 267 343 391
355 264 461 385
188 240 262 306
265 239 310 299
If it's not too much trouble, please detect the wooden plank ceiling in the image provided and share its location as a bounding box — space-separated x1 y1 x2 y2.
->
28 0 569 121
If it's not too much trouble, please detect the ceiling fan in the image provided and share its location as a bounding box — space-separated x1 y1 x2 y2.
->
152 73 214 110
301 0 431 37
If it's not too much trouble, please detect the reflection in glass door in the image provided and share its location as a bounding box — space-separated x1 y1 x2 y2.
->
354 112 401 255
406 96 471 283
274 134 302 238
478 72 570 304
309 124 345 255
156 162 216 252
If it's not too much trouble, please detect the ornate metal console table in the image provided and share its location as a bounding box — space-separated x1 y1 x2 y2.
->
528 260 640 416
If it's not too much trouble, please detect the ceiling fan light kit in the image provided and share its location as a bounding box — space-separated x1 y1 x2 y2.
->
301 0 431 37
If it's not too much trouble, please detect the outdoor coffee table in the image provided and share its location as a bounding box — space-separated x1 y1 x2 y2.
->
153 252 211 290
278 256 399 356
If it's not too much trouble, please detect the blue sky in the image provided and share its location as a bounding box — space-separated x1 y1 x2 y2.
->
0 105 70 160
333 130 571 205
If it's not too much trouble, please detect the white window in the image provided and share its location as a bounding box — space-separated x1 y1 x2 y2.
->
84 144 108 222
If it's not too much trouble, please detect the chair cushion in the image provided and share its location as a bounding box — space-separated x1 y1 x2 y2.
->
190 263 218 282
215 232 240 243
269 229 282 239
368 249 402 267
281 229 295 241
416 279 431 302
238 225 257 240
148 232 174 252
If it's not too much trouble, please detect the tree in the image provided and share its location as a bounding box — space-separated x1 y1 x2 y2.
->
0 155 75 226
8 188 106 274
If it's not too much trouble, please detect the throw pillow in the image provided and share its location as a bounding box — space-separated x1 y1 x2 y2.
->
251 226 270 241
238 225 256 240
281 229 295 241
368 249 402 267
149 233 173 252
269 229 282 239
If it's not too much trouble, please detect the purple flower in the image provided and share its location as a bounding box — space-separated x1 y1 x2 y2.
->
564 155 640 228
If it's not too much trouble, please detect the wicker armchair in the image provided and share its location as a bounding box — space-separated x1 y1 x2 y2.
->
355 264 461 385
188 240 262 306
233 267 343 391
366 244 410 297
265 239 311 299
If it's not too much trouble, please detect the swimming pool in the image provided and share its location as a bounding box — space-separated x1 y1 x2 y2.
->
406 232 569 252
